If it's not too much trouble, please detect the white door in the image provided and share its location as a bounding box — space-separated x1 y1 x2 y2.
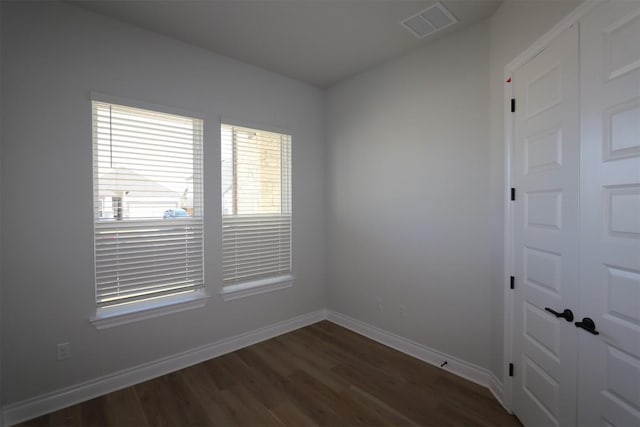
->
511 24 580 427
578 2 640 426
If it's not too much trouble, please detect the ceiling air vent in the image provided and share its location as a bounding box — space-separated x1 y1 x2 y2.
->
401 2 458 39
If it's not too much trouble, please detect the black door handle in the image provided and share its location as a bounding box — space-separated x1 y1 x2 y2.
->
575 317 599 335
545 307 574 322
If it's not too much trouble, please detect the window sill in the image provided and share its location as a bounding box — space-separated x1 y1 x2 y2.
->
90 290 210 330
220 275 295 301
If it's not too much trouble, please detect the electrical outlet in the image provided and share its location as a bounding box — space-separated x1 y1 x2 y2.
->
57 342 71 360
376 297 382 310
399 304 406 317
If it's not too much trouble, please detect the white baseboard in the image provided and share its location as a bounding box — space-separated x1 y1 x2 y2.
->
4 308 505 426
2 309 326 427
489 372 507 411
326 310 491 388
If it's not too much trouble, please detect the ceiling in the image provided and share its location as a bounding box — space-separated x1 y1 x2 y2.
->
71 0 502 88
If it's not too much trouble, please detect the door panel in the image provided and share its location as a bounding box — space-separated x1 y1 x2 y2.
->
578 2 640 426
512 24 580 427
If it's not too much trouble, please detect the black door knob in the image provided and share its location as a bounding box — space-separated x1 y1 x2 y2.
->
575 317 599 335
545 307 574 322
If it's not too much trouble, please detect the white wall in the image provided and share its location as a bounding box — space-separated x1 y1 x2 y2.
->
324 0 583 384
325 21 493 369
487 0 582 382
0 1 3 423
0 1 325 405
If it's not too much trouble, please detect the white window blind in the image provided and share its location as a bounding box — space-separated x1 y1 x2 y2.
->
92 100 204 307
221 123 292 284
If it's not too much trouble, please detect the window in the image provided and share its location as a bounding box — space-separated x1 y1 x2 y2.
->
92 99 204 312
221 123 292 296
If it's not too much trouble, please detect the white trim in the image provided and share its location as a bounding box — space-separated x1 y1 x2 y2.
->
502 0 602 413
220 116 291 138
3 310 326 426
90 291 210 330
503 66 515 412
489 373 508 412
90 92 204 120
219 274 295 301
326 310 490 388
505 0 603 74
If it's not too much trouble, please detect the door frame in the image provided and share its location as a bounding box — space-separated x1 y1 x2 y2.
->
501 0 602 412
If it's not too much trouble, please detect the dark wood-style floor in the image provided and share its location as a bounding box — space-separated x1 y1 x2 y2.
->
20 321 520 427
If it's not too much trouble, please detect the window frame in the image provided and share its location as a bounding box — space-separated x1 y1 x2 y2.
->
89 93 209 328
219 118 294 301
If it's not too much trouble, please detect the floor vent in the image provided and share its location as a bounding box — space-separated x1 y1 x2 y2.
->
401 2 458 39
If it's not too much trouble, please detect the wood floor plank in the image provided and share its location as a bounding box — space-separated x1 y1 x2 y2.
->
135 372 212 427
213 352 290 412
200 354 238 391
345 384 419 427
215 383 284 427
278 371 345 426
269 400 319 427
330 361 443 426
433 374 518 426
178 363 241 427
273 336 348 394
46 402 84 427
105 387 149 427
234 346 291 391
79 395 109 427
18 321 520 427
